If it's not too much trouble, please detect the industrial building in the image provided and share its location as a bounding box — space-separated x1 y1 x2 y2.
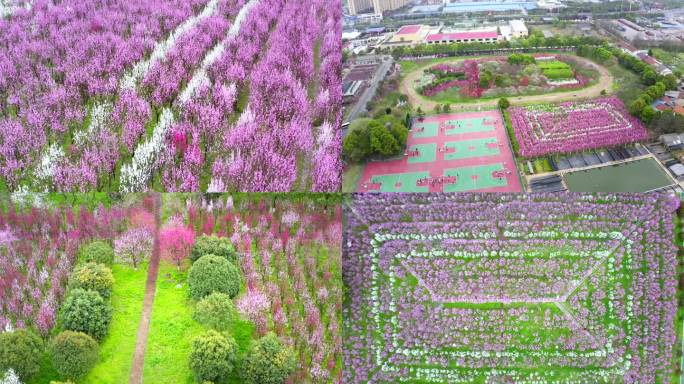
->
426 30 501 44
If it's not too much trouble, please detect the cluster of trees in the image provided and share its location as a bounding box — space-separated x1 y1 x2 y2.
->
0 241 117 382
479 69 494 88
577 43 683 131
385 32 604 59
576 45 613 63
186 235 296 384
507 53 536 65
423 68 465 89
433 104 453 114
611 46 678 88
343 114 410 163
628 82 668 123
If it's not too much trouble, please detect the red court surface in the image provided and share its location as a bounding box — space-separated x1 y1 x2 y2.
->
357 111 523 193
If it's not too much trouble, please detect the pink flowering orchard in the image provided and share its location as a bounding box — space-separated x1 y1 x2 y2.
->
508 97 648 158
170 195 343 382
0 193 341 383
0 196 154 335
0 0 342 192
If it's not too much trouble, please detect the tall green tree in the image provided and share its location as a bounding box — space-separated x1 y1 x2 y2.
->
0 330 43 382
342 127 371 162
640 105 656 123
241 333 296 384
369 121 399 157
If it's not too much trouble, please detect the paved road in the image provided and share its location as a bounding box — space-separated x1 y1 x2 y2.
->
400 55 614 111
344 56 394 135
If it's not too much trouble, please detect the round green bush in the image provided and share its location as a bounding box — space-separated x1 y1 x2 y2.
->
188 255 240 300
0 329 44 381
68 263 115 299
50 331 99 380
193 292 237 331
59 289 112 340
190 235 237 264
78 241 114 265
241 333 296 384
189 330 237 382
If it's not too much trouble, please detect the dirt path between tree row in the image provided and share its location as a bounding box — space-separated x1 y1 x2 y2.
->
400 55 614 111
129 194 162 384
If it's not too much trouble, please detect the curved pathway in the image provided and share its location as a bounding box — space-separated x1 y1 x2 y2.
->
129 193 161 384
400 55 614 111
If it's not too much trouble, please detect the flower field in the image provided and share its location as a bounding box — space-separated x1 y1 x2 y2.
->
0 197 149 334
343 193 679 384
147 194 342 383
508 97 648 157
416 55 594 102
420 60 481 98
0 0 341 193
0 194 157 383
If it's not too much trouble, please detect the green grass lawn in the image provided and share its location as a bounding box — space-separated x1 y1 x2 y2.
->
343 163 364 193
143 263 204 384
143 262 256 384
652 48 684 74
26 264 147 384
606 61 644 104
82 264 147 384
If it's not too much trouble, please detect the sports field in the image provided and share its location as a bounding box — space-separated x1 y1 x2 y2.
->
358 111 522 193
563 157 675 192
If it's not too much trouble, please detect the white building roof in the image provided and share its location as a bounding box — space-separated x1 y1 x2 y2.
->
509 19 528 33
343 31 362 40
669 163 684 177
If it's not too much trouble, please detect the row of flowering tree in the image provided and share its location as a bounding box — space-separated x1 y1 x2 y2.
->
161 193 342 383
508 96 649 157
156 0 342 192
343 193 679 384
0 0 341 193
0 0 212 191
0 194 157 383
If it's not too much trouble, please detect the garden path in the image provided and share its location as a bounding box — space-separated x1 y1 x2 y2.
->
129 194 162 384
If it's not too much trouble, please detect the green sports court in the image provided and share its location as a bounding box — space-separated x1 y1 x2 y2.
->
443 164 509 192
408 143 437 164
368 171 430 192
445 117 495 135
412 121 439 138
444 138 500 161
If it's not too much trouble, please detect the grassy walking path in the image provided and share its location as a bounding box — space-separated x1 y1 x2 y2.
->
81 265 147 383
142 262 256 384
129 194 162 384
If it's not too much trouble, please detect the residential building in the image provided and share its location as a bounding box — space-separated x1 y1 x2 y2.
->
347 0 373 15
347 0 411 15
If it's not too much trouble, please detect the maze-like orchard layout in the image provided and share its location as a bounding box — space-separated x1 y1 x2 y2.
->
509 97 648 158
343 193 678 384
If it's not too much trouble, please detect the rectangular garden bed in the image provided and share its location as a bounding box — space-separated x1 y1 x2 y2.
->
508 97 648 157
